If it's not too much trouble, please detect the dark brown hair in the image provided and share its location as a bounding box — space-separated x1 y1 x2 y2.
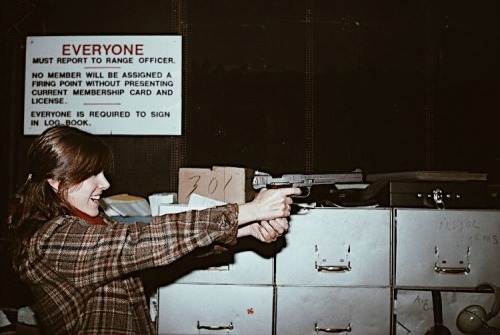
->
10 125 114 263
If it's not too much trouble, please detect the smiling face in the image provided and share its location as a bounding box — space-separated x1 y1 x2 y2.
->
30 126 114 218
49 172 110 217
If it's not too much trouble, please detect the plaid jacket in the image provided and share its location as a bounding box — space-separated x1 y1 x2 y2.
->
16 204 239 335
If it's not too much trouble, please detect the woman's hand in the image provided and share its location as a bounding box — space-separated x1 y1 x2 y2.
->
237 218 289 242
237 187 301 225
236 187 300 242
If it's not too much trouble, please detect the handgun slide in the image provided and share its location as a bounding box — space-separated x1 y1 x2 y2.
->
252 169 364 196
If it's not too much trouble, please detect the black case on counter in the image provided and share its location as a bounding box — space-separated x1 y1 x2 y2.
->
381 180 489 209
300 171 500 209
306 180 499 209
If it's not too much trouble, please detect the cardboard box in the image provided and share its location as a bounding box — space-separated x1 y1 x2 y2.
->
178 166 255 204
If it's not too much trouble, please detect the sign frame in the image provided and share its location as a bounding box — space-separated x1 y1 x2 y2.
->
24 35 182 135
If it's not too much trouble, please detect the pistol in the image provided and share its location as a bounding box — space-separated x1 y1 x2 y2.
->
252 169 364 197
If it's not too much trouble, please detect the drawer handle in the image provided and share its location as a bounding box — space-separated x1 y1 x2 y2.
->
197 321 233 330
317 262 351 273
315 322 352 333
434 264 470 274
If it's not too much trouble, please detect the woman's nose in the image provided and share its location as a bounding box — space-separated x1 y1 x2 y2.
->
98 172 111 190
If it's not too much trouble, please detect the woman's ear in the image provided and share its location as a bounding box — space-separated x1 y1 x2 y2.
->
47 178 60 191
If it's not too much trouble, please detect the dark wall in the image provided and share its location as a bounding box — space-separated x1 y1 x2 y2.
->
2 0 500 225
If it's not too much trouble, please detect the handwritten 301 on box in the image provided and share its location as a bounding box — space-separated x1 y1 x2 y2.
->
178 166 255 204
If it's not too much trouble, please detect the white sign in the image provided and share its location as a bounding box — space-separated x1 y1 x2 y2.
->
24 35 182 135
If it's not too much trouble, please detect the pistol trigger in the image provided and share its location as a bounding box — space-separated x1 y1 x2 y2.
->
295 186 310 198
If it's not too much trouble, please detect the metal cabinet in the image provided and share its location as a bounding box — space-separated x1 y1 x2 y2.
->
395 289 500 334
275 208 392 335
156 207 500 334
157 284 273 335
394 208 500 334
277 286 391 334
276 208 392 287
174 246 274 286
157 243 275 335
395 208 500 288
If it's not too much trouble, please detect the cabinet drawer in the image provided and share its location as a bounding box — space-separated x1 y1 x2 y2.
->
276 286 391 335
395 289 500 334
157 284 273 335
276 208 391 286
175 246 274 285
395 209 500 288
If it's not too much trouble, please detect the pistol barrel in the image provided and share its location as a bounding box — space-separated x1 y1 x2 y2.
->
252 170 363 190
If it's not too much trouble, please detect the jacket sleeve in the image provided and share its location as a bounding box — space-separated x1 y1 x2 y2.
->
23 204 239 289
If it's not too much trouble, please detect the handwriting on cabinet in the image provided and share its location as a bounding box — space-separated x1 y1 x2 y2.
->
412 295 432 312
438 217 498 245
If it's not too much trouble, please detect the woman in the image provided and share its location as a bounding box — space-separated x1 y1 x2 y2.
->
10 125 300 335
